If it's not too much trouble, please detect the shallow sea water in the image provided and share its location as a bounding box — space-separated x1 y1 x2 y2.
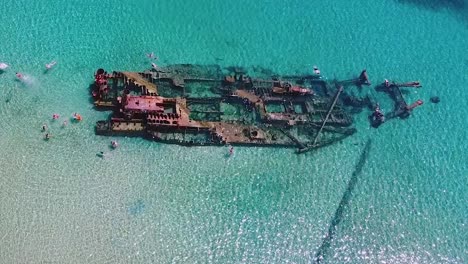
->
0 0 467 263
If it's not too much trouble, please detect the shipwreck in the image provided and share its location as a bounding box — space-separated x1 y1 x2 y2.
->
90 64 419 153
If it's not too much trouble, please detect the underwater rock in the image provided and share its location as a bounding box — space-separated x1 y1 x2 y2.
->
430 96 440 104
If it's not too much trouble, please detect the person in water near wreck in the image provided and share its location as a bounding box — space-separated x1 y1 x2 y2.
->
313 66 320 75
359 69 371 85
370 103 385 128
72 112 83 121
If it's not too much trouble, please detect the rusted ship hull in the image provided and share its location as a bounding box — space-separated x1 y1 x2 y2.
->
91 64 367 153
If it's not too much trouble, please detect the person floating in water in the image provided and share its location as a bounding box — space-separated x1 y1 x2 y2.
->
313 66 320 75
45 61 57 70
0 62 9 71
359 69 371 85
111 140 118 149
146 52 155 59
72 112 83 121
370 103 385 128
384 79 390 88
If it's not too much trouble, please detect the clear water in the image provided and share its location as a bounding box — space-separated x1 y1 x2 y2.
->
0 0 466 263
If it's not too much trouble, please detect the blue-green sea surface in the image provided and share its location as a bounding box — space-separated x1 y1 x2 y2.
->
0 0 466 263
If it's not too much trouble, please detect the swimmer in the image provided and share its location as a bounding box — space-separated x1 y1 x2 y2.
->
97 151 105 158
384 79 389 87
45 61 57 70
41 124 47 132
146 52 154 59
229 145 234 155
44 133 51 140
62 120 68 127
72 112 82 121
375 103 382 113
313 66 320 75
52 113 60 120
15 72 23 79
151 62 158 70
111 140 118 149
0 62 8 70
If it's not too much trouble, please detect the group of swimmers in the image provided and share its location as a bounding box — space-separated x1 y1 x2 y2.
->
72 113 83 121
42 112 83 140
145 52 160 71
13 61 57 81
41 124 51 140
97 141 119 158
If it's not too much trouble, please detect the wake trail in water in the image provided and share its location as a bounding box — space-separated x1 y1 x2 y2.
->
17 74 39 88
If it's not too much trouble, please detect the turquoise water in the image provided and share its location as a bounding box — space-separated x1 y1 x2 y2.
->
0 0 467 263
